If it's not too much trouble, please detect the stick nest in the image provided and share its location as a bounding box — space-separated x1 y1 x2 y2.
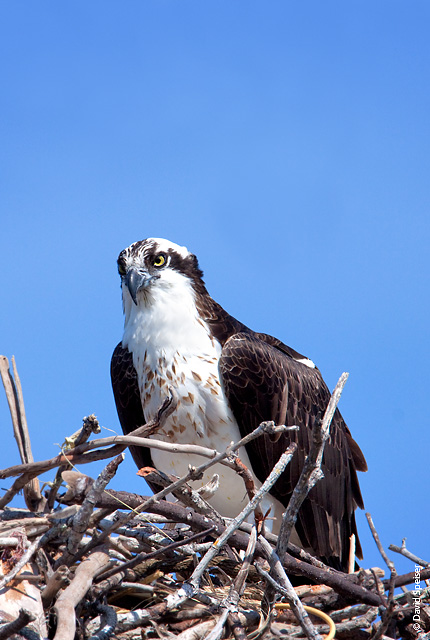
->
0 356 429 640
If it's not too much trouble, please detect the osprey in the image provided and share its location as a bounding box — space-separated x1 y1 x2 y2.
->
111 238 367 570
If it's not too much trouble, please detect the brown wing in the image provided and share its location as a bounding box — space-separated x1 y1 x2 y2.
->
219 332 367 571
111 343 158 478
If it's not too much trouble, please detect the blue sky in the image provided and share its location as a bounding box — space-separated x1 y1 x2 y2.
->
1 2 429 576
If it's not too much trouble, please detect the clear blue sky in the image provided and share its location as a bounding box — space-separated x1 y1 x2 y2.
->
1 2 429 575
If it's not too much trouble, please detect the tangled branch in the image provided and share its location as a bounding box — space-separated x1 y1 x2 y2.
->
0 356 428 640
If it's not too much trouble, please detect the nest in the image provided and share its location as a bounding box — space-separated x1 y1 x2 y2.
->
0 356 429 640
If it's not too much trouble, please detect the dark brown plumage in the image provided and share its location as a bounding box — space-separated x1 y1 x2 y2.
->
111 238 367 571
219 331 367 568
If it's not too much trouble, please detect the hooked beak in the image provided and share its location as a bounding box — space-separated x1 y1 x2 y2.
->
125 268 151 305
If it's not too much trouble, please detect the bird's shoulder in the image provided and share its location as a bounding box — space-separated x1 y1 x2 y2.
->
219 329 367 474
220 328 324 393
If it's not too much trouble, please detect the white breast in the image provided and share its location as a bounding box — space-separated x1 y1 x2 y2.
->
121 274 286 529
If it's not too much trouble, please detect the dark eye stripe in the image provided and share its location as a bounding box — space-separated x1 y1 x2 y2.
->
117 256 127 275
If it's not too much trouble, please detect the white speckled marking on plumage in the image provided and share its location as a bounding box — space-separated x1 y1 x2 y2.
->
119 242 282 528
296 356 316 369
121 239 290 532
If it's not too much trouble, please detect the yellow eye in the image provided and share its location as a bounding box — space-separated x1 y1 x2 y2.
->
153 253 167 268
118 262 126 276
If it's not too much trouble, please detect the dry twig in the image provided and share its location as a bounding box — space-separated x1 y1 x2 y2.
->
0 607 36 640
0 356 43 512
52 546 110 640
0 359 429 639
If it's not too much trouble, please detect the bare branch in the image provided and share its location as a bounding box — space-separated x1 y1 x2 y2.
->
0 390 178 509
365 512 398 639
0 534 43 591
366 512 397 576
54 454 124 568
52 546 110 640
0 355 43 512
138 467 224 524
166 443 297 611
94 527 216 584
0 608 36 640
259 535 324 640
1 367 428 639
388 538 430 568
41 565 71 608
46 414 102 510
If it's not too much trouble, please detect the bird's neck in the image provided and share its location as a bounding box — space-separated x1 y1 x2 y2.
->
122 281 217 360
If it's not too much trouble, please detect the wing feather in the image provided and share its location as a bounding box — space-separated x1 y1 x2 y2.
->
111 343 157 474
219 332 366 570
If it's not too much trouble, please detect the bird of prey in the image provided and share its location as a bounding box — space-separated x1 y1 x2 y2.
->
111 238 367 570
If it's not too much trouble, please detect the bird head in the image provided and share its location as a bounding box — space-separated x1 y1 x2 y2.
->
117 238 205 310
